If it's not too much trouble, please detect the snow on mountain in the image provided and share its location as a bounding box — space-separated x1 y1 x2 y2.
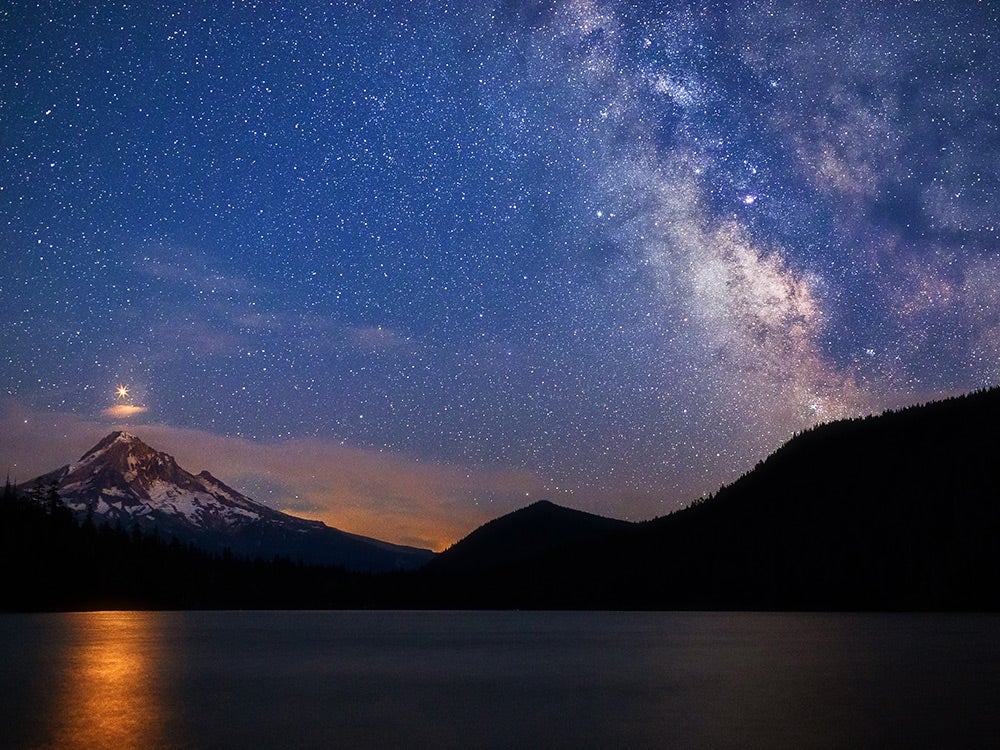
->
40 431 267 529
27 431 434 572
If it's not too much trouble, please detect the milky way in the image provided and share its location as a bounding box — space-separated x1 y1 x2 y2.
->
1 1 997 544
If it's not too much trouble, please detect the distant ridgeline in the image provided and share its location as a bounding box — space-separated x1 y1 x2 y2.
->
416 387 1000 610
2 387 999 610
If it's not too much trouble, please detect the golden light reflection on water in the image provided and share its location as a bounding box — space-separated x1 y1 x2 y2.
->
44 611 169 750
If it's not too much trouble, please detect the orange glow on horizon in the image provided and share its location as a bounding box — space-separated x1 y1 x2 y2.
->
281 505 460 552
4 401 551 553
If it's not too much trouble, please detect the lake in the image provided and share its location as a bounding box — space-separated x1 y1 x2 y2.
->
1 610 998 749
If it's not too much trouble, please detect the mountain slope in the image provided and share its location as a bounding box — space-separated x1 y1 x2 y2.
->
426 499 633 574
422 388 1000 610
27 432 434 572
622 386 1000 609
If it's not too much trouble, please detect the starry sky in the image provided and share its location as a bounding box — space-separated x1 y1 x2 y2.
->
2 0 998 549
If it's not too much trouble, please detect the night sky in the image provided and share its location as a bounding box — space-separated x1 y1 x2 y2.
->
2 1 998 549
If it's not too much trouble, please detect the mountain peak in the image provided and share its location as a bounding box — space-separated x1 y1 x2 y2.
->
428 499 633 574
27 432 435 571
525 499 556 510
80 430 151 460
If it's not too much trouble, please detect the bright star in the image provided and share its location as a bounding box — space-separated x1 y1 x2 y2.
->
116 384 129 399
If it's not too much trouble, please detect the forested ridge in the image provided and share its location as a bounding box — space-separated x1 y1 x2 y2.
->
415 388 1000 610
4 387 1000 611
0 480 376 610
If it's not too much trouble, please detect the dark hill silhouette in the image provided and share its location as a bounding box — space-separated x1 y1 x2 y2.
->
426 499 633 574
419 388 1000 610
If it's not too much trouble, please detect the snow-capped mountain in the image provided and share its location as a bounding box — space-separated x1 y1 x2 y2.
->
27 431 434 572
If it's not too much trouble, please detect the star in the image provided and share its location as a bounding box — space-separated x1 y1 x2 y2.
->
0 0 994 544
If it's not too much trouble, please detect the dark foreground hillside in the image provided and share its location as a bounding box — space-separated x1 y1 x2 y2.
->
415 388 1000 610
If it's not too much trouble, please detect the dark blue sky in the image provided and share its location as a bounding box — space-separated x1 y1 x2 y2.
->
2 0 998 546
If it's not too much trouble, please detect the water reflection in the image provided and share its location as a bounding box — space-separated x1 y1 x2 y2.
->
45 611 168 750
1 611 995 749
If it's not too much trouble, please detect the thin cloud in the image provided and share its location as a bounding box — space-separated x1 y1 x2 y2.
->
0 400 545 551
352 325 407 352
102 404 148 418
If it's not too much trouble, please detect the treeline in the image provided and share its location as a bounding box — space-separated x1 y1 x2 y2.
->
5 385 1000 611
414 386 1000 611
0 482 379 610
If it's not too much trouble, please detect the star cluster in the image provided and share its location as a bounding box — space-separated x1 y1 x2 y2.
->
2 0 997 535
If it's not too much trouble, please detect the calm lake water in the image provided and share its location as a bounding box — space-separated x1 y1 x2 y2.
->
1 610 998 749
